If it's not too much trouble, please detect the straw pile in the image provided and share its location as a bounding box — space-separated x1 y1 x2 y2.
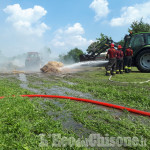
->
40 61 64 73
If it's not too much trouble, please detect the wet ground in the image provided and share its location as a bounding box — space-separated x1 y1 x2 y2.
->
0 72 95 137
0 71 149 140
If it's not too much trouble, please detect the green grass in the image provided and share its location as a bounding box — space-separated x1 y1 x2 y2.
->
61 68 150 111
0 68 150 149
0 78 77 149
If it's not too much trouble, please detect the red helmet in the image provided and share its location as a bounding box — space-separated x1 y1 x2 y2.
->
118 45 122 49
110 43 114 48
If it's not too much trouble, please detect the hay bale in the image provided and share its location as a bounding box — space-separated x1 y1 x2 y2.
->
47 61 64 67
40 61 64 73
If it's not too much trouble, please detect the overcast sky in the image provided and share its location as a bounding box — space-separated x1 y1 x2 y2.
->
0 0 150 57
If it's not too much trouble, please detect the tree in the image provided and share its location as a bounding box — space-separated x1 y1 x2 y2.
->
86 33 111 54
86 41 99 54
96 33 111 42
128 19 150 33
117 19 150 47
59 48 83 63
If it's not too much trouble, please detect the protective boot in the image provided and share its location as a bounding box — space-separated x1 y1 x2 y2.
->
128 69 131 73
111 72 116 76
106 73 110 76
128 67 131 73
116 70 120 74
120 70 124 74
125 66 128 73
106 71 110 76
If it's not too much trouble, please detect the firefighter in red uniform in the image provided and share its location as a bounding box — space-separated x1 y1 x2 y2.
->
116 45 124 74
105 43 117 76
125 46 133 73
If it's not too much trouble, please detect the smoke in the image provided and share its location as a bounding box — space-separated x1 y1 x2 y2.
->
0 47 54 73
0 4 52 72
0 4 95 73
0 52 25 72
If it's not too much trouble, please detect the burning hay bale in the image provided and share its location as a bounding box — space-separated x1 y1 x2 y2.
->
40 61 64 74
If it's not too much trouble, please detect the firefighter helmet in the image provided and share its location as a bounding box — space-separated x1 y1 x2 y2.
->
118 45 122 49
110 43 114 48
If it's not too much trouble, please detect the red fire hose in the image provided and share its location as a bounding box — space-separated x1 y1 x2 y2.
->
22 95 150 117
0 95 149 117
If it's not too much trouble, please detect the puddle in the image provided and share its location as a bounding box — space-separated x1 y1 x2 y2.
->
61 80 77 85
61 112 94 138
45 99 94 138
18 73 41 93
44 86 94 99
50 99 65 108
20 83 41 93
18 73 27 82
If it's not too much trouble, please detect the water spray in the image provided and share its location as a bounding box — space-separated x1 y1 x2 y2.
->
62 60 108 69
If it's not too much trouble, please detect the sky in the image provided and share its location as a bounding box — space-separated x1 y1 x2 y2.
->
0 0 150 57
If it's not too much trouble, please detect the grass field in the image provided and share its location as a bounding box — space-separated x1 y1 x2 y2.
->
0 67 149 149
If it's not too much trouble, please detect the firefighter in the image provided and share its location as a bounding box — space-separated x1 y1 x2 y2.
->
116 45 124 74
105 43 117 76
125 46 133 73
